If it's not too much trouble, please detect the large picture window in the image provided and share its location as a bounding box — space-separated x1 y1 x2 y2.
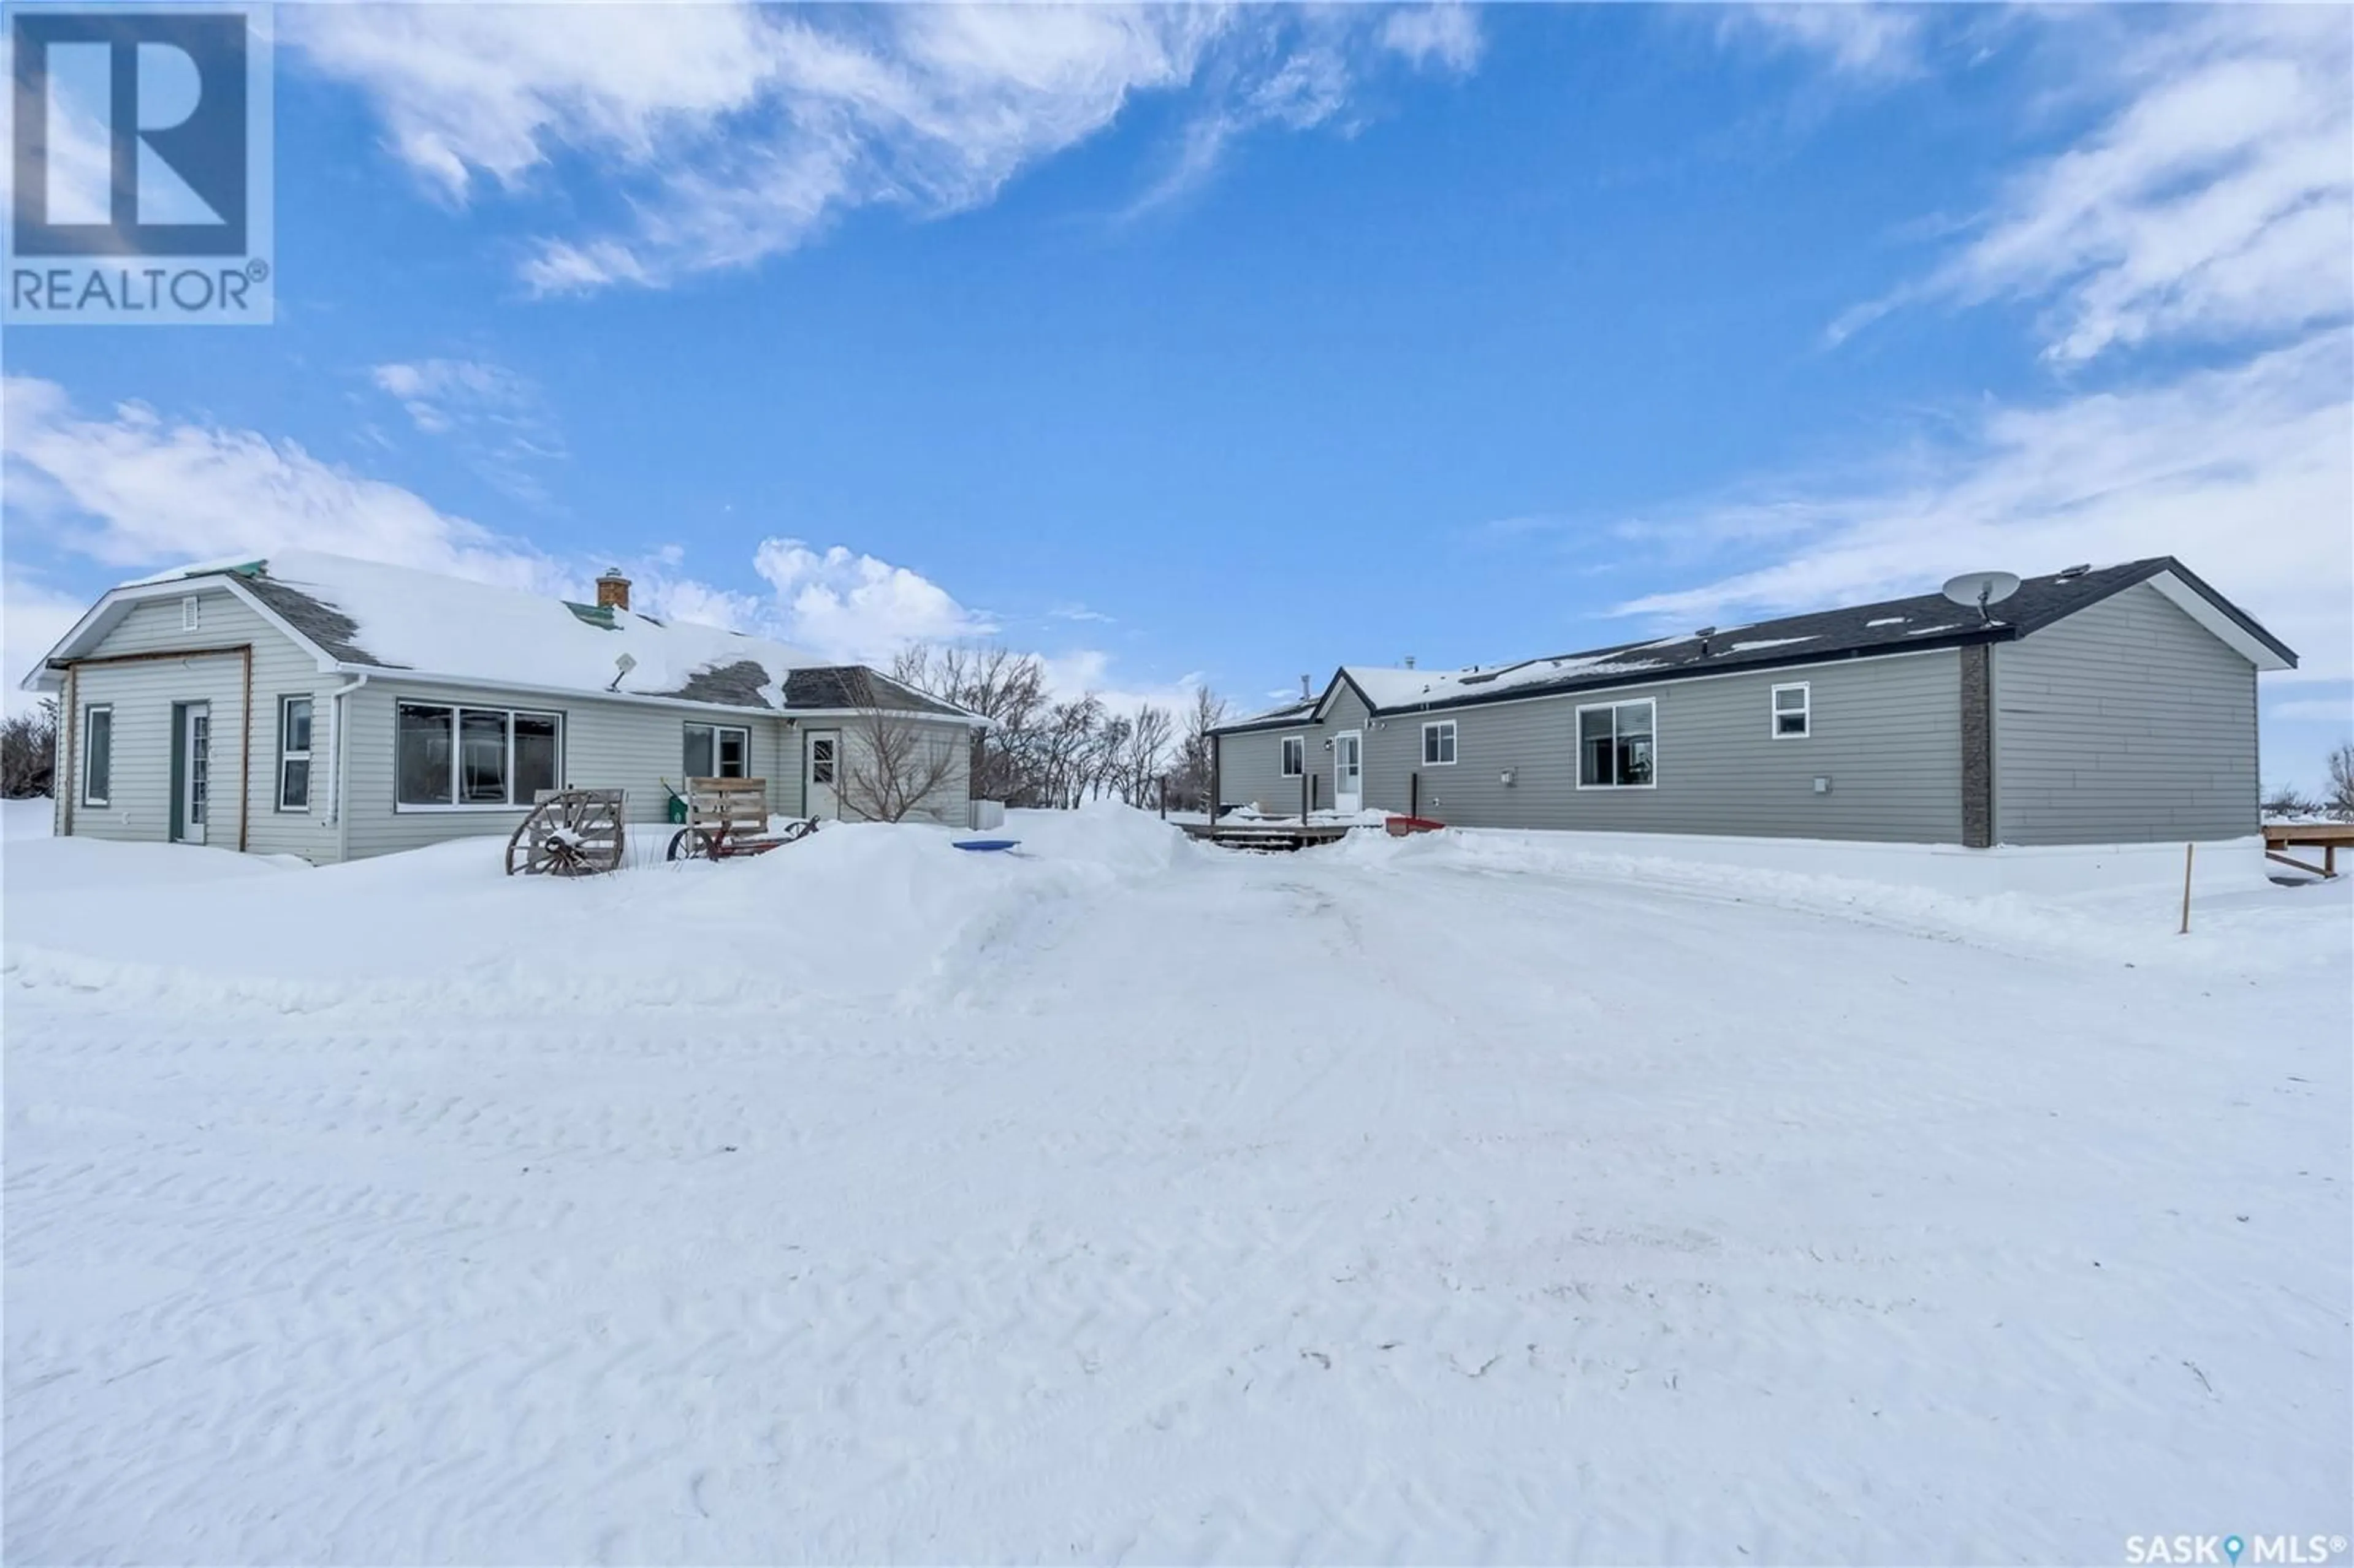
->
1280 735 1305 778
1577 699 1655 788
278 696 313 810
81 704 113 807
684 723 750 779
397 703 562 808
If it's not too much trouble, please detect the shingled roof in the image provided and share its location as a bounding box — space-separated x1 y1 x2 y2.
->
26 550 985 725
1216 557 2294 733
783 665 972 717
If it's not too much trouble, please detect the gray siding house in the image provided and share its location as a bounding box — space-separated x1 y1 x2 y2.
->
1212 559 2295 848
25 551 985 862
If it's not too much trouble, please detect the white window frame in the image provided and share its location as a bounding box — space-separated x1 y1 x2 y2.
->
180 595 200 631
1421 719 1458 767
1574 698 1658 791
394 702 565 812
684 722 753 780
1279 734 1305 778
277 695 314 812
1771 681 1811 739
80 704 113 807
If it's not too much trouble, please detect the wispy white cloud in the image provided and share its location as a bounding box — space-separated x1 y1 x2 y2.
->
1718 4 1931 83
1843 7 2353 362
2268 696 2353 726
291 4 1482 292
1379 4 1483 77
370 357 565 504
0 378 994 679
3 572 90 716
1610 332 2353 681
749 539 996 664
1036 647 1205 717
1623 7 2353 700
1 376 565 591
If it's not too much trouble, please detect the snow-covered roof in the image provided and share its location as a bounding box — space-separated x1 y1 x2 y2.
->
1214 557 2295 732
1320 653 1669 718
1218 695 1322 734
29 550 978 719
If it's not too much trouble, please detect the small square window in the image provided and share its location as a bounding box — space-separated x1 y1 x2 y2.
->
685 723 750 780
1422 720 1457 766
1772 683 1810 739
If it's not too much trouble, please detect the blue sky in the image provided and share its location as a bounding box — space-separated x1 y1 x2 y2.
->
7 3 2349 784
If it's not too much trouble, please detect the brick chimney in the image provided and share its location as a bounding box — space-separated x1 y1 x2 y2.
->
595 568 630 612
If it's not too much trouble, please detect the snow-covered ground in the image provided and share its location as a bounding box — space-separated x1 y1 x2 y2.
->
6 806 2349 1563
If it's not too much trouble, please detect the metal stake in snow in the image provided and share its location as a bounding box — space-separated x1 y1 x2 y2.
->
2179 842 2195 935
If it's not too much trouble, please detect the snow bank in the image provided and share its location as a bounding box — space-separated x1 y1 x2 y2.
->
1325 824 2352 971
3 796 55 840
9 794 2348 1562
2 802 1199 1018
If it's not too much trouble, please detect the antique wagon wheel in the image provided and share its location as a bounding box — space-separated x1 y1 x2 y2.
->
543 791 611 876
506 790 625 876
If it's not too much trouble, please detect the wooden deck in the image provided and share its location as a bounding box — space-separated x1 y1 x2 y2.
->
1181 819 1363 853
2264 820 2353 878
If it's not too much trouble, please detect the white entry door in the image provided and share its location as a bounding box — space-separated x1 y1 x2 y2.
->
1333 729 1363 814
179 702 211 844
804 729 842 820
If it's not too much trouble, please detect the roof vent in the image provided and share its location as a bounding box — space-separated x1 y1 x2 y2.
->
596 568 631 612
2056 563 2091 580
1300 674 1311 700
1694 626 1715 657
1403 655 1415 669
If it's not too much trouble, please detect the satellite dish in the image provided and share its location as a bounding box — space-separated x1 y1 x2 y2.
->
608 650 638 691
1941 570 2021 623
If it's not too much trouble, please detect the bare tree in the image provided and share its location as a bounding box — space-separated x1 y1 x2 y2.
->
1114 702 1173 807
1168 685 1227 811
1037 695 1107 809
837 708 966 824
2263 782 2322 818
893 642 1048 805
891 640 1224 813
2328 742 2354 820
1 700 58 799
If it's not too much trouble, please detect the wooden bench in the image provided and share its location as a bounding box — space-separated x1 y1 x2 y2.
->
2264 821 2353 879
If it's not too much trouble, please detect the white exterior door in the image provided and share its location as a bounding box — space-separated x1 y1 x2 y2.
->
804 729 842 820
1333 729 1363 815
180 703 211 844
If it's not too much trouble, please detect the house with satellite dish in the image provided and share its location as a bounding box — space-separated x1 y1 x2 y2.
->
1211 558 2296 848
24 551 988 863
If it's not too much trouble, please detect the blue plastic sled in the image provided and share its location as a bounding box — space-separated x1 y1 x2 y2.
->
953 839 1021 853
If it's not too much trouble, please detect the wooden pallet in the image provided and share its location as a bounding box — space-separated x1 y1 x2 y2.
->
668 777 817 861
